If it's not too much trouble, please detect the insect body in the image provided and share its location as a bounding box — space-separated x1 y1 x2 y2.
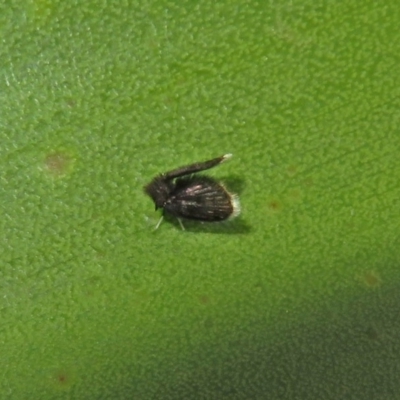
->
144 154 240 230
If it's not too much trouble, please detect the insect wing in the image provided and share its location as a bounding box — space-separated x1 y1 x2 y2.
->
163 154 231 180
164 177 235 221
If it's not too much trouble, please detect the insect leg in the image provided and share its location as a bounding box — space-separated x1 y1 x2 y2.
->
177 218 186 231
154 215 164 230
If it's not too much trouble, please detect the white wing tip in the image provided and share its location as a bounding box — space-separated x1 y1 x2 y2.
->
222 153 233 162
230 194 241 218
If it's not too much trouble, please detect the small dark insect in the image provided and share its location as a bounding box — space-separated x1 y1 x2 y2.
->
144 154 240 230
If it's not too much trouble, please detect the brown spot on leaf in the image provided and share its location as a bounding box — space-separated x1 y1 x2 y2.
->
44 152 72 176
51 368 75 390
363 271 381 287
199 295 210 305
268 199 282 212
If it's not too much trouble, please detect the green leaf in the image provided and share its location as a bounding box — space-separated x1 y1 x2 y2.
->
1 0 400 398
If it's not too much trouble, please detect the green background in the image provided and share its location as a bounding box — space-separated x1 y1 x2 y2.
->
1 0 400 398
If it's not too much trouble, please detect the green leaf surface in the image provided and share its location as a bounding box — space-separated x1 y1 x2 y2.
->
1 0 400 398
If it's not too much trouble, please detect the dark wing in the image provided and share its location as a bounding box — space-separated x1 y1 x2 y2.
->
163 154 230 180
164 176 237 221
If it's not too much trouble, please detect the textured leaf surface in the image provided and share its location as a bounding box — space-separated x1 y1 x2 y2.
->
1 1 400 398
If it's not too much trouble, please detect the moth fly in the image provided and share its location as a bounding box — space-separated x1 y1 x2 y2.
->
144 153 240 230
